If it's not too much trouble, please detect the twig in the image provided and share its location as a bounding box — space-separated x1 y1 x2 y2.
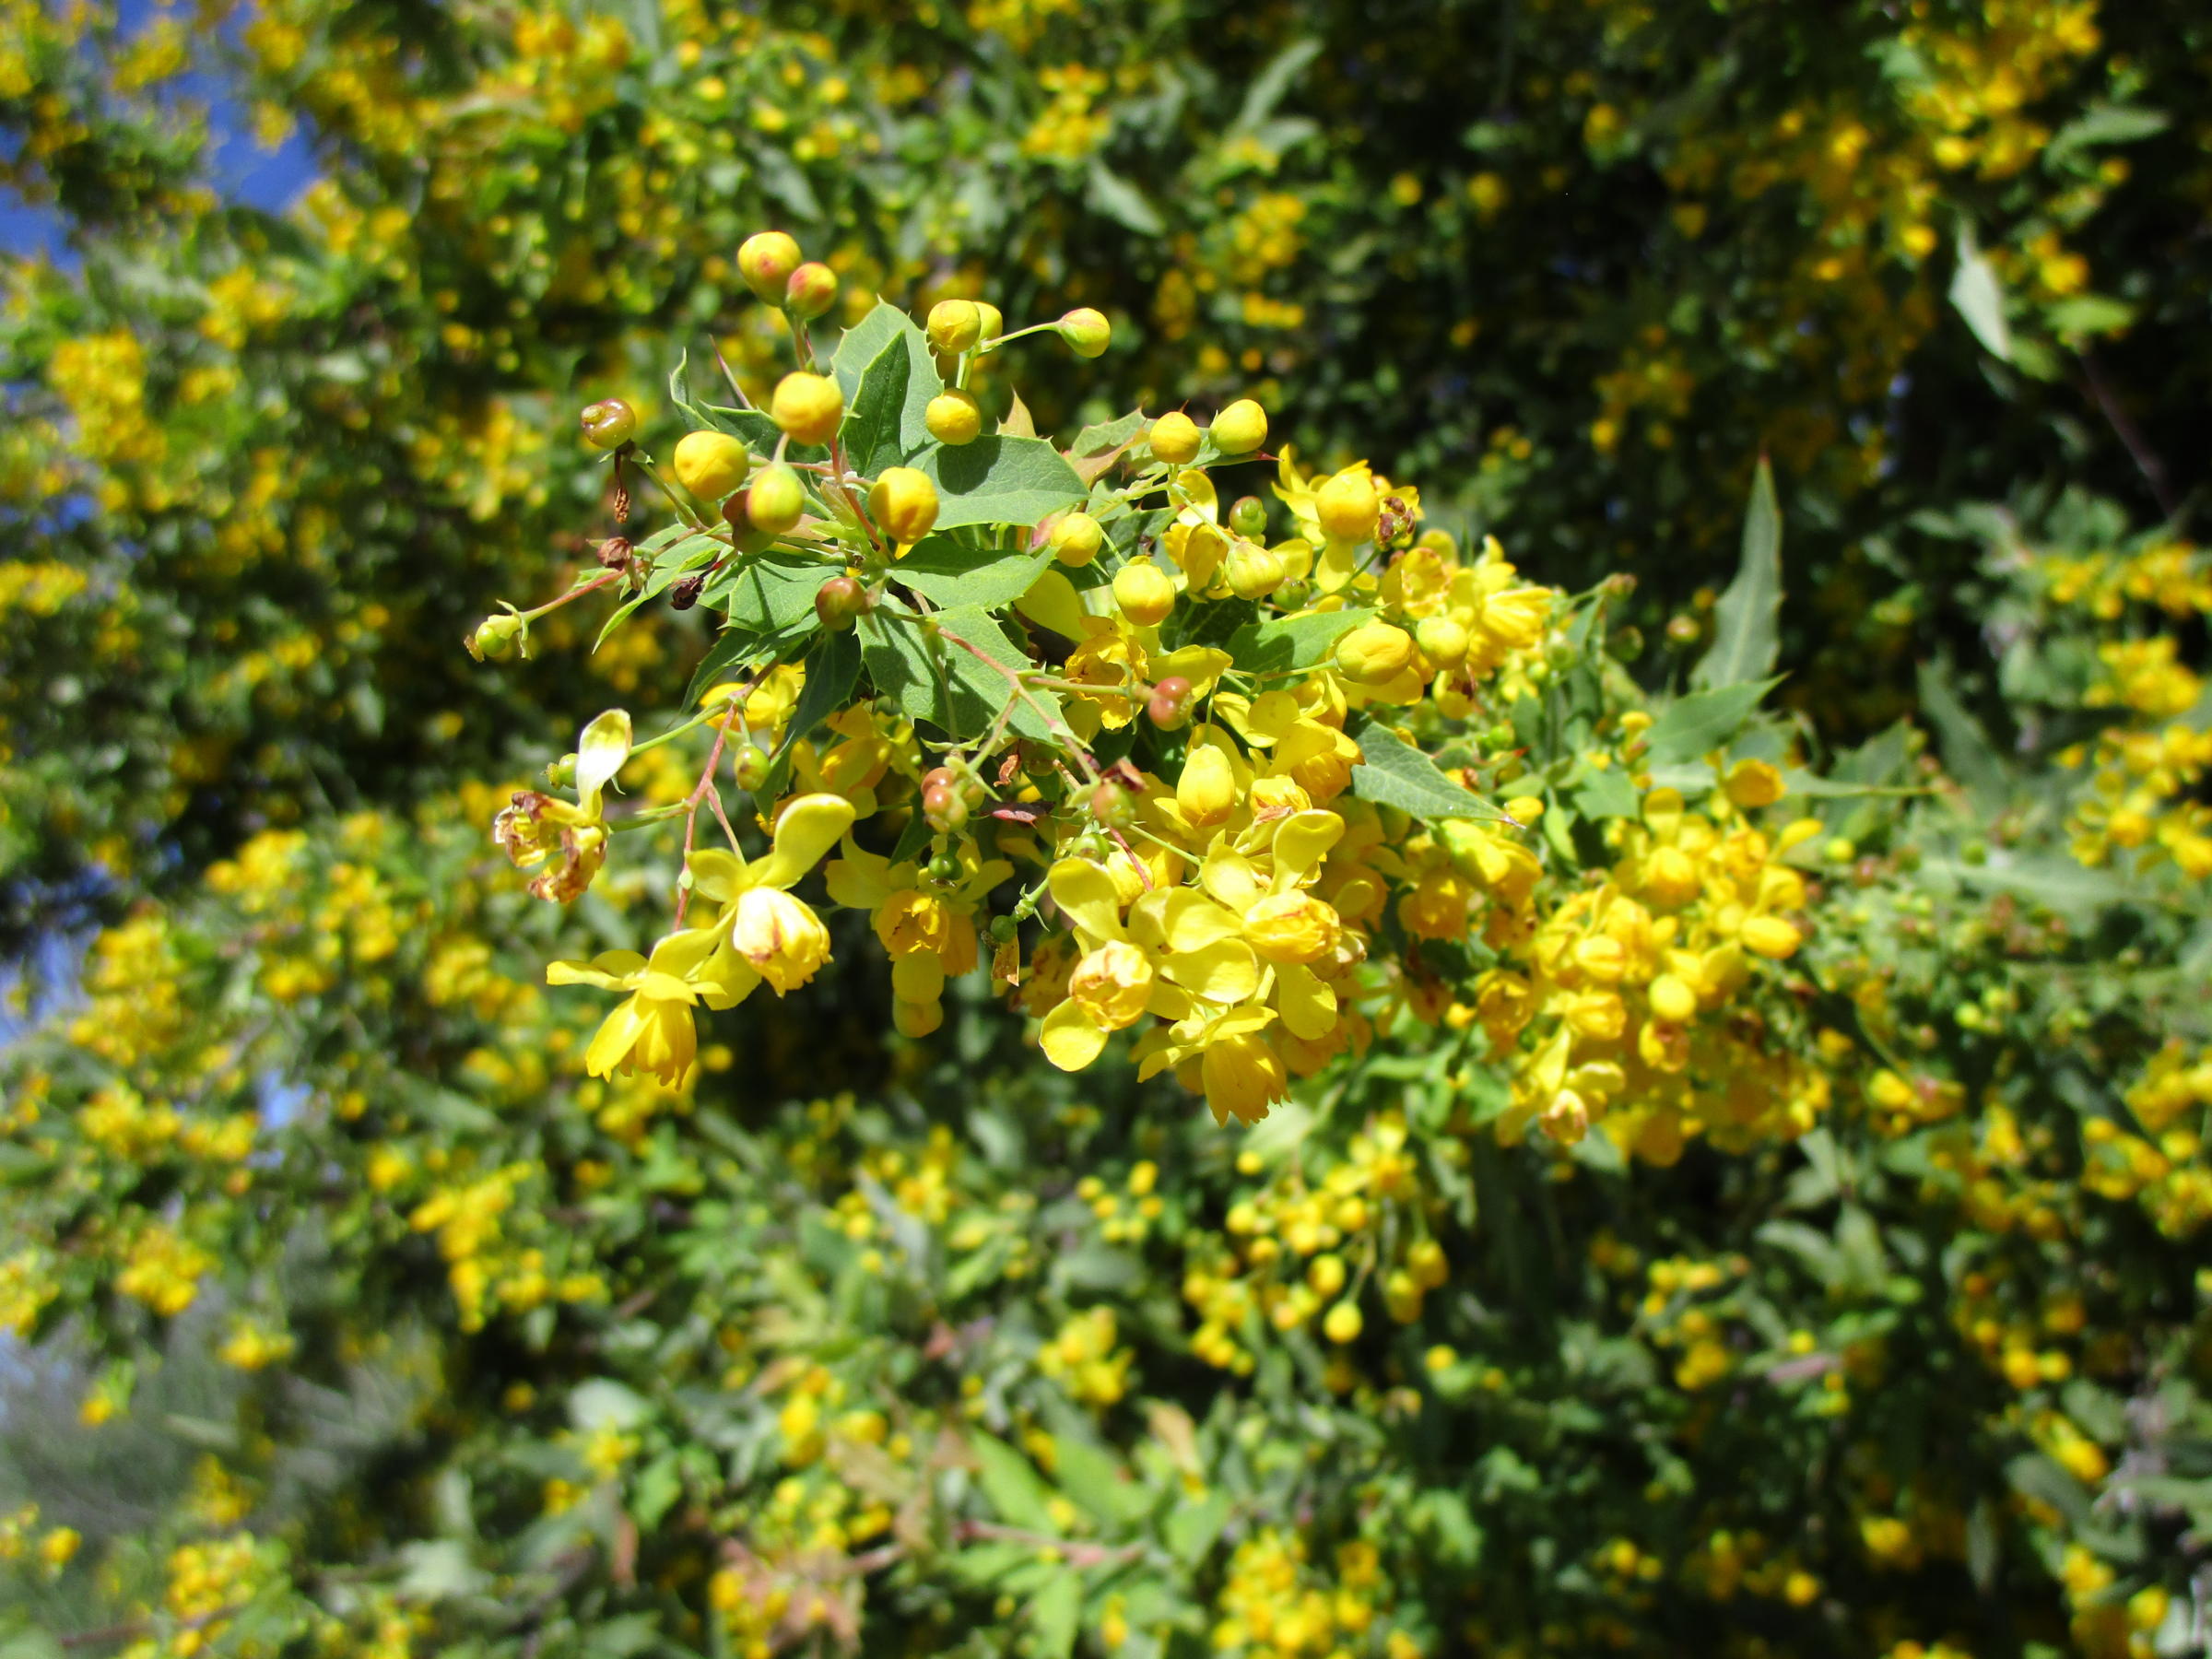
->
951 1520 1145 1569
2077 347 2180 523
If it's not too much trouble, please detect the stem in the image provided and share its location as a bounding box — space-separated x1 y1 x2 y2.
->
675 721 735 926
521 570 622 623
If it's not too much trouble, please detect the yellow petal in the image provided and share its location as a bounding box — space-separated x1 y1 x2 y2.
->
751 794 858 890
1168 938 1261 1005
1276 961 1338 1041
1271 811 1346 886
1039 998 1111 1071
1048 857 1125 942
573 709 634 813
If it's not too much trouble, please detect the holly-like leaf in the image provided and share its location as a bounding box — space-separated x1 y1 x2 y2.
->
895 535 1054 610
1691 457 1783 689
1227 607 1371 674
1347 715 1498 821
914 436 1088 530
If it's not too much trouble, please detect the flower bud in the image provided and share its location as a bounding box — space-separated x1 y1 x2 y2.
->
578 398 636 450
1324 1300 1363 1344
1224 539 1286 600
1415 614 1469 666
1315 469 1381 543
1649 973 1698 1024
868 466 940 547
1333 620 1416 684
1057 307 1111 358
1049 511 1104 567
733 744 772 792
1113 558 1176 627
1147 675 1194 729
672 429 751 502
784 261 839 319
1148 411 1201 465
738 230 802 302
926 300 982 355
771 371 844 447
974 301 1004 344
466 611 524 662
925 388 983 446
1229 495 1268 538
814 574 872 629
746 464 806 535
1177 745 1238 829
1211 398 1268 455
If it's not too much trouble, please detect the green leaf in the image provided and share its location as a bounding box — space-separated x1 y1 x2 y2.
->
1690 457 1783 689
970 1432 1060 1533
1087 161 1165 235
1571 764 1641 820
860 606 1057 742
707 552 831 640
594 532 722 647
2047 103 2169 165
759 628 862 798
896 535 1054 609
844 320 944 476
1027 1573 1082 1659
832 300 919 399
1226 607 1371 674
1347 715 1496 821
1950 227 2012 362
1643 678 1779 765
1163 1488 1231 1565
1067 411 1145 485
913 436 1088 531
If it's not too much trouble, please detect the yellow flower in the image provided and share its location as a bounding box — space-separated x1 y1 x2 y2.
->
492 709 631 901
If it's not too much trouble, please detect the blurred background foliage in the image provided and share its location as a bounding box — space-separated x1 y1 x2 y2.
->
2 0 2210 1655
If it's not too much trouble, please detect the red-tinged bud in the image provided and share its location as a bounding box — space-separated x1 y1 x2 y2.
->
815 575 870 630
1147 675 1194 730
784 261 838 320
922 783 968 833
738 230 802 302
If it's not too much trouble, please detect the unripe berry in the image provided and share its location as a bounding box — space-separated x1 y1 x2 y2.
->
1090 779 1136 827
921 782 968 833
921 765 958 793
783 261 839 319
724 492 774 555
732 744 772 792
974 300 1004 343
1211 397 1267 454
1224 539 1286 600
578 397 636 450
926 299 982 355
1315 469 1381 542
738 230 802 302
1048 511 1103 567
465 611 524 661
925 388 983 446
1147 675 1194 729
771 372 844 447
672 429 751 502
1057 307 1111 358
1415 614 1470 666
814 575 871 630
1334 620 1416 684
1113 557 1176 627
868 466 940 546
1229 495 1268 538
746 464 807 535
1148 410 1201 465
